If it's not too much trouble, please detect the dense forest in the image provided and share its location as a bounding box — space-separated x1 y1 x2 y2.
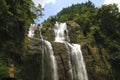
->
0 0 120 80
0 0 42 79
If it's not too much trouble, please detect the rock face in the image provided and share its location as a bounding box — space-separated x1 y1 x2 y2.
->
23 37 71 80
52 42 112 80
22 37 42 80
22 37 112 80
52 42 71 80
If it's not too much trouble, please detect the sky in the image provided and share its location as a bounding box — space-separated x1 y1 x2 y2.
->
32 0 120 23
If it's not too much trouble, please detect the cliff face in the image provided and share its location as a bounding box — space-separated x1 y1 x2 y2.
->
22 38 112 80
23 37 71 80
52 42 112 80
20 21 113 80
21 37 42 80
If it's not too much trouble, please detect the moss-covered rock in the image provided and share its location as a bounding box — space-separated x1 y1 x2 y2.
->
16 36 42 80
52 42 72 80
67 21 84 43
81 40 112 80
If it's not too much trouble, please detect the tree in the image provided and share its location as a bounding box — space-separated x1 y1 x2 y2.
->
96 4 120 51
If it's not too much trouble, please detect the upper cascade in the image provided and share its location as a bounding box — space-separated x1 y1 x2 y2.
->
28 24 38 38
28 24 43 40
54 22 70 42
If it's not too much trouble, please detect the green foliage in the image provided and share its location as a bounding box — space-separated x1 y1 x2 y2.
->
0 0 43 79
94 5 120 73
0 0 43 48
96 4 120 49
0 64 8 77
0 52 8 77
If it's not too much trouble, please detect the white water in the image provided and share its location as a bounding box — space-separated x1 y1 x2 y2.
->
54 22 88 80
28 24 38 38
28 24 58 80
38 24 43 40
67 43 88 80
54 22 70 42
43 40 58 80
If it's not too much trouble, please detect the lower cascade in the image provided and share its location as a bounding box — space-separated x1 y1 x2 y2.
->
66 43 88 80
28 22 88 80
42 40 59 80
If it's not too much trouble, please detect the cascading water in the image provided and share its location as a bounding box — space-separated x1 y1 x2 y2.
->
67 43 88 80
54 22 70 42
28 24 38 38
43 40 58 80
28 24 58 80
54 22 88 80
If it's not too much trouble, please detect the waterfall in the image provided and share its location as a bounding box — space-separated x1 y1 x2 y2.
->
54 22 88 80
43 40 58 80
67 43 88 80
28 24 58 80
28 22 88 80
